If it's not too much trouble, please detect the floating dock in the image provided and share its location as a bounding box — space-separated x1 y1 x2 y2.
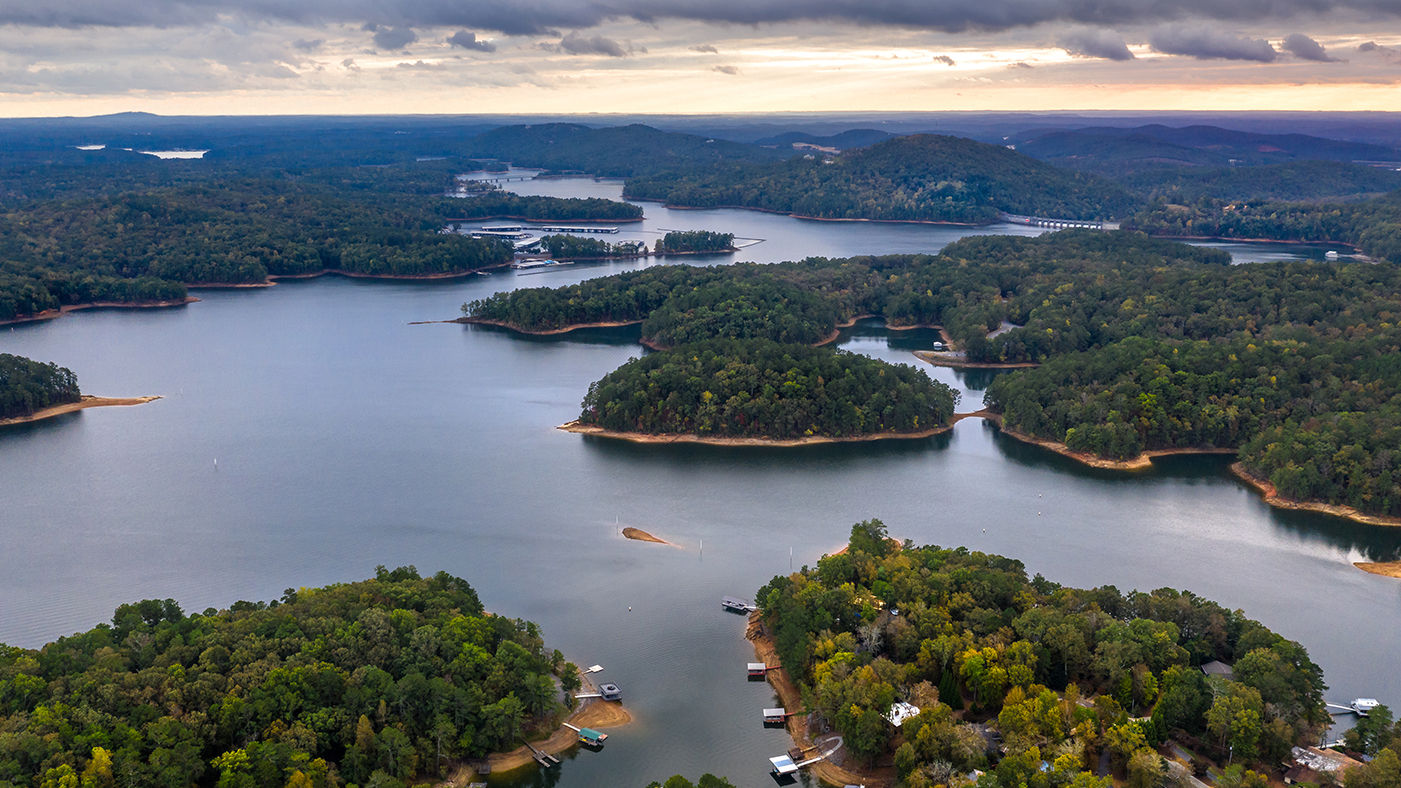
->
562 722 608 746
521 739 560 768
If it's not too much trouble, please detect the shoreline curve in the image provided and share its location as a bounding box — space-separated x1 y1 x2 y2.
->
978 414 1401 530
1354 562 1401 579
557 420 952 446
0 395 162 428
477 669 633 779
1 298 197 327
747 612 895 787
1230 462 1401 528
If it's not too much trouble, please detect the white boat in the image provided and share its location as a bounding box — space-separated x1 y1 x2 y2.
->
1352 698 1380 715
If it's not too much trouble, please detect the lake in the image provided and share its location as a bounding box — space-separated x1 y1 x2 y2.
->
0 177 1396 787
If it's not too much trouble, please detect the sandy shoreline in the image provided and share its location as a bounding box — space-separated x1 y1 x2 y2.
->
557 420 952 446
457 316 643 334
747 613 896 787
0 395 162 428
1 298 198 326
913 349 1039 369
448 214 643 224
632 197 987 228
1230 463 1401 528
991 417 1237 470
980 416 1401 529
1355 562 1401 579
471 671 633 781
267 266 510 282
622 526 671 545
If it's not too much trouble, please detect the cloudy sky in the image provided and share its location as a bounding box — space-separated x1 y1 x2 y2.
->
0 0 1398 116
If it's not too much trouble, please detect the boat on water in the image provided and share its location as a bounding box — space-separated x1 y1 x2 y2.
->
1353 698 1380 715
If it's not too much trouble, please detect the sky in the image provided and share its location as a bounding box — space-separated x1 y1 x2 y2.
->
0 1 1399 116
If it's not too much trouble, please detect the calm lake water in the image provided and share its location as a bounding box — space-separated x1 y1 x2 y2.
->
1 178 1396 787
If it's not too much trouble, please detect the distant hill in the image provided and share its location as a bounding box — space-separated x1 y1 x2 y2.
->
466 123 788 177
752 128 895 150
625 133 1137 223
1016 124 1401 175
1126 160 1401 203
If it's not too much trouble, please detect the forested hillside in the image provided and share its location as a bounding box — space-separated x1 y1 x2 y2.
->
1014 124 1400 174
0 354 81 420
1121 160 1401 204
624 134 1137 223
467 123 786 177
0 143 651 322
578 339 956 439
756 521 1327 787
0 566 575 787
1126 190 1401 263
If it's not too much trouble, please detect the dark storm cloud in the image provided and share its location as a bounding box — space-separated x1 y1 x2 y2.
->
4 0 1401 36
1058 28 1134 60
366 24 417 50
292 38 323 51
446 30 496 52
1149 27 1278 62
1280 33 1339 61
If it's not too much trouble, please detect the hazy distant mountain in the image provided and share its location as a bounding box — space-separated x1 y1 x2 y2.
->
1015 124 1401 175
752 129 896 150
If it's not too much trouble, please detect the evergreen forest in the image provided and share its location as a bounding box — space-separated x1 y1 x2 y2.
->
0 567 576 788
0 355 81 420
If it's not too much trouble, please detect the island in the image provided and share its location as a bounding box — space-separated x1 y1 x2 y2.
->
750 520 1331 788
569 338 957 443
0 566 628 787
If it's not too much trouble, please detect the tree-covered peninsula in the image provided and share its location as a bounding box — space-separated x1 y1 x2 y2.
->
449 188 643 222
575 339 957 441
754 521 1328 788
0 152 646 322
0 567 581 787
470 230 1401 520
624 135 1137 223
0 354 81 420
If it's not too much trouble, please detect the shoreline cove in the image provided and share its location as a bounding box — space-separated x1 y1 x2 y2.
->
1 298 198 327
465 669 634 782
557 420 952 446
747 612 896 787
0 395 162 428
977 415 1401 531
1230 462 1401 528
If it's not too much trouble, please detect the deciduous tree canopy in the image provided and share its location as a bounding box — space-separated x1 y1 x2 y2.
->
0 567 573 788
